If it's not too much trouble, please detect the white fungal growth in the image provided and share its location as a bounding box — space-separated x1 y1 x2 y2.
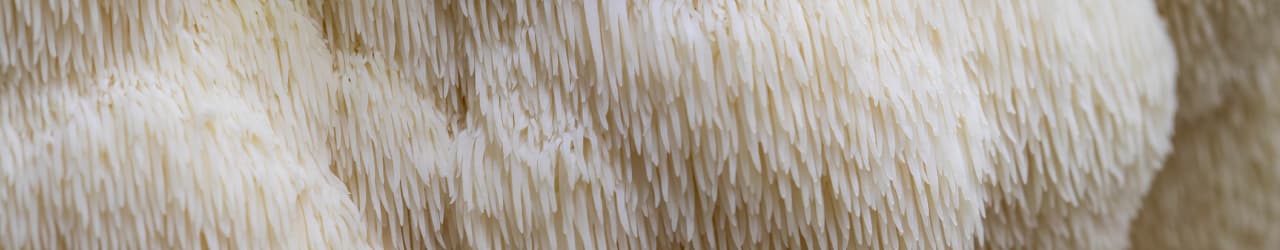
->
1 0 1179 249
0 0 183 84
315 0 1177 249
1 0 375 249
1131 0 1280 249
